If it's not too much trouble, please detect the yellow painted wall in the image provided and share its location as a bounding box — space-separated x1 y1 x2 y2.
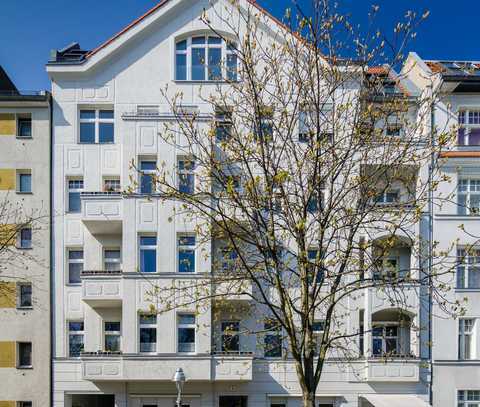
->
0 282 16 308
0 224 17 246
0 169 15 190
0 114 15 136
0 401 16 407
0 342 16 367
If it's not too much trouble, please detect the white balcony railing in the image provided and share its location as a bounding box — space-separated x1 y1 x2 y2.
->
81 271 122 307
81 192 123 234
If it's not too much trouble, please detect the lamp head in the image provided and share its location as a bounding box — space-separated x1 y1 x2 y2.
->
173 367 186 393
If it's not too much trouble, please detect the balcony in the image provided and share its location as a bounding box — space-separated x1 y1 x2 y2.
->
81 271 122 307
349 357 420 382
81 353 253 382
81 192 123 234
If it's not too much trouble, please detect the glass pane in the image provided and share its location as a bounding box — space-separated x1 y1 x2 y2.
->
140 248 156 273
69 321 84 331
179 314 195 324
176 40 187 51
208 36 222 44
20 285 32 307
105 321 120 331
105 250 120 259
140 315 156 325
69 250 83 260
386 338 398 354
99 122 114 143
105 335 120 352
192 36 205 45
179 235 196 246
227 54 237 81
176 54 187 80
372 338 382 355
179 173 194 194
469 267 480 288
178 327 195 351
222 334 239 352
458 195 467 215
99 110 114 119
470 194 480 214
140 161 156 171
69 262 83 284
20 174 31 192
457 266 466 288
20 228 32 247
19 343 31 366
192 48 206 80
178 250 195 273
80 110 95 119
140 236 156 246
216 123 231 142
79 122 95 143
140 328 157 344
18 119 32 138
208 48 222 80
69 334 84 357
264 335 282 357
140 173 153 194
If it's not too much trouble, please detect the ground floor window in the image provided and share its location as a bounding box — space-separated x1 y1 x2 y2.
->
219 396 247 407
459 390 480 406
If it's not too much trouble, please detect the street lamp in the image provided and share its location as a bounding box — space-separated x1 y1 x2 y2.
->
173 367 186 407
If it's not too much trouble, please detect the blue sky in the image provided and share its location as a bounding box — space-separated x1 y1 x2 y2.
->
0 0 476 91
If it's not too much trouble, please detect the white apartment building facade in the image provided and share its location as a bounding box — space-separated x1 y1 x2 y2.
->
47 1 433 407
0 67 51 407
404 53 480 407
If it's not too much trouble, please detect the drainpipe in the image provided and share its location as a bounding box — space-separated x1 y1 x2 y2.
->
428 84 435 407
48 90 54 407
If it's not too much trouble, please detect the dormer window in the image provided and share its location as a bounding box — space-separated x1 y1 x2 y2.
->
175 35 238 81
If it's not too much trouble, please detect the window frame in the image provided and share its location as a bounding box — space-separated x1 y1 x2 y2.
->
67 178 84 213
458 390 480 406
174 35 238 82
16 170 32 194
18 227 32 249
139 235 157 273
371 323 400 357
139 159 157 194
67 248 84 285
458 108 480 146
458 178 480 215
68 321 85 358
177 313 196 354
16 114 32 139
17 282 32 309
264 319 282 358
177 234 196 273
104 248 122 272
103 178 121 193
177 158 195 195
139 314 157 353
104 321 121 352
221 320 240 353
17 342 32 369
459 318 475 360
79 108 114 144
457 248 480 289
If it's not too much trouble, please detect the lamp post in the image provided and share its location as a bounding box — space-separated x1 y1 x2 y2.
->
173 367 186 407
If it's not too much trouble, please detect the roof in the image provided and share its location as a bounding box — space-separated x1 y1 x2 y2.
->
360 394 430 407
365 65 414 98
0 66 18 93
48 0 301 67
424 59 480 78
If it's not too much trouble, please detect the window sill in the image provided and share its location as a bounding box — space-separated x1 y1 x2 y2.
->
17 306 33 310
17 366 33 370
173 80 239 84
16 191 33 195
16 136 33 140
455 288 480 292
66 283 82 287
78 142 115 145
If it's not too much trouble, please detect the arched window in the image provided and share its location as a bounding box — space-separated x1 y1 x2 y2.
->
175 35 237 81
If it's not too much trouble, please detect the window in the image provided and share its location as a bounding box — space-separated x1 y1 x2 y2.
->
221 321 240 352
299 110 314 142
17 116 32 138
219 396 247 407
307 249 324 283
175 36 238 81
139 314 157 352
215 107 232 142
18 402 33 407
372 325 398 356
220 247 239 272
68 179 84 213
373 257 399 281
178 235 196 273
17 171 32 193
374 189 400 205
140 160 156 194
386 123 402 137
264 319 282 357
79 109 114 143
18 283 32 308
104 321 121 352
312 320 325 355
255 110 274 141
104 178 121 192
458 109 480 146
104 249 121 272
458 179 480 215
459 318 475 360
17 342 32 368
19 228 32 249
178 314 196 353
458 390 480 406
68 250 83 284
178 159 195 194
457 248 480 289
139 236 156 273
68 321 84 357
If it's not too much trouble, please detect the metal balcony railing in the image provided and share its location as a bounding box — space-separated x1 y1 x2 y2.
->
81 270 122 276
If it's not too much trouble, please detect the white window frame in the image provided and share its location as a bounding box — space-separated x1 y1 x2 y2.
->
103 178 121 192
16 170 32 193
458 390 480 406
177 158 195 194
371 323 400 357
67 178 84 213
177 234 196 273
174 35 238 82
68 321 85 358
457 248 480 289
17 282 32 309
67 248 84 284
139 159 157 194
458 179 480 215
104 321 121 352
177 313 196 354
139 235 157 273
458 109 480 146
79 108 114 144
104 248 121 272
221 320 240 353
16 113 32 139
18 227 32 249
459 318 476 360
139 314 157 353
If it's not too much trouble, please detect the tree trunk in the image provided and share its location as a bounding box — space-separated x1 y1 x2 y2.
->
302 391 315 407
